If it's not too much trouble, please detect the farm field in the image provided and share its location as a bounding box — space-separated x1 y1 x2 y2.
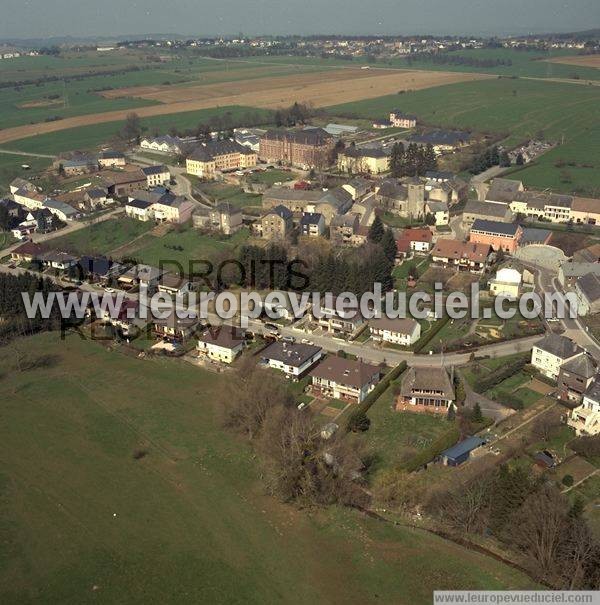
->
0 333 537 603
48 217 154 256
0 68 487 147
545 55 600 69
2 105 274 155
327 77 600 195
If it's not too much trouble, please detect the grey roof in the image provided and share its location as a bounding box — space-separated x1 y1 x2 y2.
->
263 188 324 203
577 272 600 304
265 205 293 220
331 213 359 228
441 436 486 461
142 165 168 176
86 187 107 198
521 227 552 245
262 341 322 367
463 201 511 219
127 198 152 210
584 378 600 403
425 170 455 180
300 212 323 226
560 262 600 279
100 150 125 159
43 198 78 217
214 201 242 216
198 325 245 348
562 353 598 379
470 219 519 236
425 201 448 213
309 356 379 389
486 178 523 202
188 139 249 162
318 187 353 213
408 130 470 146
377 179 408 200
390 109 418 120
369 316 419 335
535 333 581 359
400 366 455 399
344 146 388 159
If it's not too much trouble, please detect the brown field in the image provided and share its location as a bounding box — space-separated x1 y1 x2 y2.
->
17 98 63 109
0 68 488 145
546 55 600 68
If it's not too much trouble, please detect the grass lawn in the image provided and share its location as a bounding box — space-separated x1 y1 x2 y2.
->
486 371 531 399
0 231 18 248
196 181 263 210
461 353 531 388
510 387 543 409
569 474 600 540
123 227 249 269
360 384 454 475
248 169 293 186
48 217 154 256
0 332 536 602
327 78 600 196
0 154 52 195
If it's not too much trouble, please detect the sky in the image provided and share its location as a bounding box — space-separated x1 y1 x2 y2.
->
1 0 599 40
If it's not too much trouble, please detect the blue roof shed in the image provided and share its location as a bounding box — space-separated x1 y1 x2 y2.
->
441 436 486 466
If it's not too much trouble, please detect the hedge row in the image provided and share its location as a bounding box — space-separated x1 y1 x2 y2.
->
401 426 460 472
473 356 528 393
344 361 407 431
412 316 451 353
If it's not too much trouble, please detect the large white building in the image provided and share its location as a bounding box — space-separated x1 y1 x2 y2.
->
260 342 322 378
369 317 421 346
489 267 522 298
531 334 583 381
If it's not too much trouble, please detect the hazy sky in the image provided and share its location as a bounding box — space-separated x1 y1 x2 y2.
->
1 0 599 40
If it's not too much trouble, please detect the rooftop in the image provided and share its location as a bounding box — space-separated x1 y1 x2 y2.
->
535 333 581 360
309 356 380 389
262 341 322 367
470 219 520 237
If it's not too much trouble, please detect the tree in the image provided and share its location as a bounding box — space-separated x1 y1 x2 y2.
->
446 404 456 422
389 142 405 178
381 228 397 262
348 410 371 432
516 152 524 166
0 205 10 231
499 150 511 167
121 112 142 142
424 212 436 226
472 401 483 423
368 215 385 243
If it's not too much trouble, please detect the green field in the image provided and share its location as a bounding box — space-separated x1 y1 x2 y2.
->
49 217 154 256
0 333 537 603
122 226 250 268
196 181 263 209
4 105 275 156
328 78 600 196
0 153 52 194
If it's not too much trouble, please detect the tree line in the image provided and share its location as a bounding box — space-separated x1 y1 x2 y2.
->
406 52 513 68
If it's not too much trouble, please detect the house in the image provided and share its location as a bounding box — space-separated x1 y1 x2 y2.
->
197 325 246 364
77 255 122 283
142 165 170 188
341 178 373 201
323 123 359 137
462 200 514 227
520 227 553 247
425 200 449 226
208 202 243 235
337 147 390 174
261 205 293 240
313 296 366 338
401 227 433 253
531 333 583 381
186 139 257 179
158 273 192 297
558 263 600 290
10 241 46 263
118 264 164 292
97 298 146 336
575 272 600 316
84 188 109 208
98 150 126 168
568 379 600 436
397 366 455 412
425 170 455 183
259 128 334 169
369 317 421 346
151 193 194 224
153 310 199 341
489 267 522 297
309 356 381 403
469 220 522 254
330 213 361 246
140 135 191 155
511 191 573 223
574 244 600 264
262 188 325 215
43 198 80 222
558 353 598 405
571 196 600 226
389 110 417 128
427 178 468 206
125 199 153 221
406 130 470 153
300 212 325 237
440 436 487 466
431 239 492 273
314 188 354 224
9 177 36 195
261 341 323 378
39 251 78 271
61 156 97 176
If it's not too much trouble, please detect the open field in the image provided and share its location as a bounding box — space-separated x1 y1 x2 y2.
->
2 106 274 156
0 153 52 194
0 333 536 603
0 68 487 146
328 77 600 196
48 218 154 256
545 55 600 69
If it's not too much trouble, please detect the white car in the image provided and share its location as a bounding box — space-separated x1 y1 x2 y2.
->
105 287 115 293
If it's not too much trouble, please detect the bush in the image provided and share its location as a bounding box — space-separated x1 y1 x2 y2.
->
401 426 460 472
412 316 450 353
570 434 600 460
561 474 574 487
347 410 371 432
473 356 528 393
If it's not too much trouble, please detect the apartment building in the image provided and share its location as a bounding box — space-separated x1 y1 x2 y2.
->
259 128 334 169
186 139 257 179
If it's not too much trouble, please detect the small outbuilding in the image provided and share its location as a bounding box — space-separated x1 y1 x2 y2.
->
440 436 487 466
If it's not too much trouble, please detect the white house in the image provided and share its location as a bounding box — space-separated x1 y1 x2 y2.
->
568 379 600 436
489 267 522 298
369 317 421 346
261 341 322 378
197 326 246 364
531 334 583 381
142 165 170 188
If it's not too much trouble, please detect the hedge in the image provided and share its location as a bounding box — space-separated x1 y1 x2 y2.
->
401 426 460 472
344 361 407 431
412 316 451 353
473 356 528 393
